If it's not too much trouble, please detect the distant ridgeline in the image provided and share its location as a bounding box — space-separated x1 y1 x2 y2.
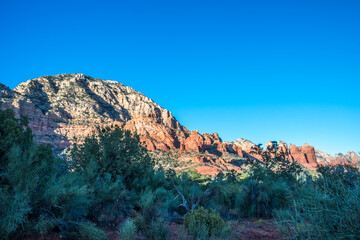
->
1 74 359 174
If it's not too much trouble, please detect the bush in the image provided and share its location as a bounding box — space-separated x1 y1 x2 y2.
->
70 127 158 225
0 109 32 166
0 109 104 239
76 222 107 240
134 188 168 240
70 126 153 186
202 172 241 218
119 219 137 240
246 142 305 188
90 173 130 226
235 179 291 218
184 207 230 239
5 108 360 240
275 164 360 240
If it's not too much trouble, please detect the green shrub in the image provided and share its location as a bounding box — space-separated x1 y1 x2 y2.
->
275 164 360 240
0 109 32 166
201 173 240 218
146 219 168 240
0 109 103 239
246 141 306 188
171 171 216 216
235 179 291 218
134 188 168 240
70 127 157 225
119 219 137 240
184 207 230 239
134 214 168 240
76 222 107 240
70 126 153 186
90 173 130 225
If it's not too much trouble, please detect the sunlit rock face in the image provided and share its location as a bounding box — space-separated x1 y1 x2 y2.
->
229 138 263 160
288 143 318 169
233 139 318 169
0 74 246 158
1 74 190 151
1 73 323 171
316 150 360 165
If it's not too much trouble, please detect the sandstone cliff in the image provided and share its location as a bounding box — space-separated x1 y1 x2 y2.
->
0 73 322 174
1 74 190 151
316 150 360 165
228 139 318 169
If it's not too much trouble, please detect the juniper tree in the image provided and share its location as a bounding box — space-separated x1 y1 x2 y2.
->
0 109 105 239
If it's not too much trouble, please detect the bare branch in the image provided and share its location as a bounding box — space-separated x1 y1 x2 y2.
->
173 183 190 212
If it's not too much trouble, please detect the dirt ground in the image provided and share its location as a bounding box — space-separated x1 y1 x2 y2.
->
22 219 283 240
230 219 283 240
166 219 283 240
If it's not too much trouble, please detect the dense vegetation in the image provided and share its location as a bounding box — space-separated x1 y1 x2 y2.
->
0 109 359 239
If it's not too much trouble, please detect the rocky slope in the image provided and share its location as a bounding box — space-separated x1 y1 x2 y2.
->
316 150 360 165
0 73 323 174
1 74 191 151
226 139 318 169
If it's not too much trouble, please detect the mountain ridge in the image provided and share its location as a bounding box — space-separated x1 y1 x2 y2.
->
1 73 358 174
316 150 360 165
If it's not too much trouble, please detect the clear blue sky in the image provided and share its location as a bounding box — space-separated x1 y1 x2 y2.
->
1 0 359 155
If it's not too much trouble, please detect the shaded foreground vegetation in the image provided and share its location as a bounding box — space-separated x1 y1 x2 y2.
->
0 109 359 239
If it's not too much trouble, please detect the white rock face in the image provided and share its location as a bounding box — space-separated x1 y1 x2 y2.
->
316 150 360 164
315 150 334 164
1 73 188 150
230 138 258 151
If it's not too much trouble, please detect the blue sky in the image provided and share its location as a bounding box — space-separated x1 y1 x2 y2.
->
0 0 359 155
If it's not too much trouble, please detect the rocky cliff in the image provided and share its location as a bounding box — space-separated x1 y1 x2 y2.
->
1 74 191 151
0 73 322 174
316 150 360 165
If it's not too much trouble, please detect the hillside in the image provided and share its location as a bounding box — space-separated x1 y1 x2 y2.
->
2 73 357 174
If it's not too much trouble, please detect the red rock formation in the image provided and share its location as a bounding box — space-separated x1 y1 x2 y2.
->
277 141 289 156
0 74 191 152
231 144 244 157
0 75 327 173
195 166 221 176
216 142 228 153
230 138 264 160
265 141 277 158
243 140 318 169
209 132 222 144
316 150 360 165
184 131 204 152
289 143 317 168
202 133 214 146
143 138 156 151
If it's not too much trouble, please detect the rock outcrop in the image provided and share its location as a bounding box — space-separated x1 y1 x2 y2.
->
316 150 360 165
228 138 264 160
237 140 318 169
1 74 190 151
288 143 317 169
184 131 204 152
0 83 13 98
0 73 324 172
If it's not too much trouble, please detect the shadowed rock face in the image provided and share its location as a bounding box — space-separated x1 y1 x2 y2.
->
1 74 322 172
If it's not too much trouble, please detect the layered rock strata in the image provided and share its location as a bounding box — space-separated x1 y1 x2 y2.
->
316 150 360 165
0 74 321 173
